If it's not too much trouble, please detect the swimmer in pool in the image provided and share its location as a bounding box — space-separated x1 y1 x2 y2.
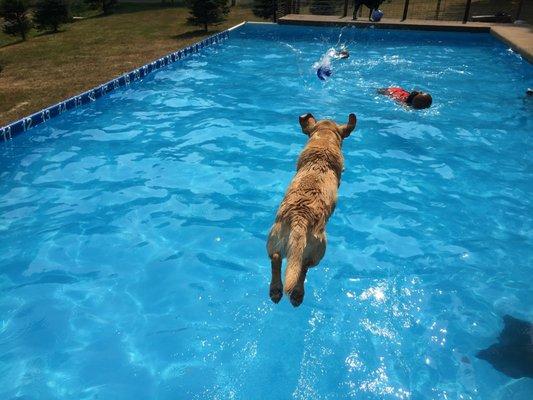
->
314 48 349 81
333 49 350 59
378 87 433 109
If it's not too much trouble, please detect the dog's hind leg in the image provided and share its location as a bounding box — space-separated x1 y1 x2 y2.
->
352 0 364 19
352 4 361 19
290 265 308 307
269 253 283 303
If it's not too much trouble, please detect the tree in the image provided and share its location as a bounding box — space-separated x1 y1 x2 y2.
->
186 0 229 32
309 0 337 16
33 0 70 33
86 0 117 15
0 0 31 41
252 0 278 22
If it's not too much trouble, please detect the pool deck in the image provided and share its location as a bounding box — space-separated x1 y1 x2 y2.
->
278 15 533 63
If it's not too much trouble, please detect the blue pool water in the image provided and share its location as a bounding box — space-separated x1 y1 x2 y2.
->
1 23 532 399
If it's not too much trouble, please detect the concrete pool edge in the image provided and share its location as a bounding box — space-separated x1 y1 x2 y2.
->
489 24 533 64
279 14 533 63
0 21 247 143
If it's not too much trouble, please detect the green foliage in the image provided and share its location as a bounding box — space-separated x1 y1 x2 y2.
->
309 0 337 16
86 0 117 15
70 0 91 15
0 0 32 40
33 0 70 32
252 0 277 21
186 0 229 32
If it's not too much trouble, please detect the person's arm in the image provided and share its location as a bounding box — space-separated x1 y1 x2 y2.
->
377 88 389 95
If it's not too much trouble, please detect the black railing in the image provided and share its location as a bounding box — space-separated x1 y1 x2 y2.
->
275 0 530 24
463 0 472 23
402 0 410 21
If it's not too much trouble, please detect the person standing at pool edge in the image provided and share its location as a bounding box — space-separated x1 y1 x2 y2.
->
378 87 433 109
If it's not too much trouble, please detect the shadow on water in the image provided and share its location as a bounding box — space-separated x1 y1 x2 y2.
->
477 315 533 379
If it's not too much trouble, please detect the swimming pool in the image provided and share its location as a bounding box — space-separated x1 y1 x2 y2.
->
0 22 532 399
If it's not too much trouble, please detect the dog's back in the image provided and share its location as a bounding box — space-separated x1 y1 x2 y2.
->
266 114 356 306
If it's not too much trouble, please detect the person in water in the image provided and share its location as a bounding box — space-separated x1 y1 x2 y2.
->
378 87 433 109
315 48 349 81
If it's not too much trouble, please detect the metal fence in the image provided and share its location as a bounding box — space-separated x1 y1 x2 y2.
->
274 0 533 23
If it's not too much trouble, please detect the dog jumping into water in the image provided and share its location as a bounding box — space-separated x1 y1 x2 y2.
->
266 113 357 307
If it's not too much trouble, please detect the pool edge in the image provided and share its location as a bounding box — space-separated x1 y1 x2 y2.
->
0 21 248 142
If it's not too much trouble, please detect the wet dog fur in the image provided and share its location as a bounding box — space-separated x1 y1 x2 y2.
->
266 113 356 307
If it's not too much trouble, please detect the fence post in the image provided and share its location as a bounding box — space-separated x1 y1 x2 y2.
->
402 0 410 21
463 0 472 23
435 0 442 20
516 0 524 20
342 0 349 18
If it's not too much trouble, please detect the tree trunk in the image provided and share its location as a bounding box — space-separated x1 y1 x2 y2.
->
204 22 208 32
18 17 26 41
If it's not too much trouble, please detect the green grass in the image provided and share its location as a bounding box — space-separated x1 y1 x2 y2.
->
0 3 261 126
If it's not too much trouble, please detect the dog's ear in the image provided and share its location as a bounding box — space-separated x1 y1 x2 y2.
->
299 113 317 136
339 113 357 138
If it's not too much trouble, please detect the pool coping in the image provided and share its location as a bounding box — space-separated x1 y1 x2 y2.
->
2 19 531 141
279 14 533 63
0 21 246 142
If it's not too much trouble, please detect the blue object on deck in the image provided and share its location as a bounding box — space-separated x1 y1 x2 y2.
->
371 9 384 22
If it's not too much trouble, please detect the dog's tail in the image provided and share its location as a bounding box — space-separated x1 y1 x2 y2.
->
284 217 308 294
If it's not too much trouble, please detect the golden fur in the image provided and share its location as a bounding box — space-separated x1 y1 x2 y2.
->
266 113 357 307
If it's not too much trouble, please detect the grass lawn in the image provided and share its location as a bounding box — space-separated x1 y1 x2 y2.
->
0 3 262 126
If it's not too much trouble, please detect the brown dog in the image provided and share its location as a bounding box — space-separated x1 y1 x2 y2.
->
266 113 357 307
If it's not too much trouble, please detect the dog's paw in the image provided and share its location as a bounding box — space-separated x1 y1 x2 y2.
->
290 289 305 307
269 286 283 304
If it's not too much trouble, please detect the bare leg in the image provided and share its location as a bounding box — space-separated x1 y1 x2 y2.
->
269 253 283 303
290 265 308 307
